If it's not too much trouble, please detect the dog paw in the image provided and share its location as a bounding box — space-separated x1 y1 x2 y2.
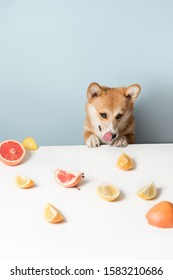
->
86 135 100 148
110 136 128 147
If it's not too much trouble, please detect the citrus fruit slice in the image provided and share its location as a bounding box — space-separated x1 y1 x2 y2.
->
117 153 133 170
0 140 25 166
15 175 34 189
22 137 38 150
146 201 173 228
44 203 64 223
54 169 84 188
97 183 120 202
137 182 157 200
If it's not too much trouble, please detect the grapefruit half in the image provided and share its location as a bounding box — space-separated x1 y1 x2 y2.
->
146 201 173 228
54 168 84 188
0 140 25 166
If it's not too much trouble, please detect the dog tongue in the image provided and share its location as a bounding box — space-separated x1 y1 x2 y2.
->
103 132 113 142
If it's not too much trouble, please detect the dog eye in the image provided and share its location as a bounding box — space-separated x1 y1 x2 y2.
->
100 113 107 119
116 113 123 120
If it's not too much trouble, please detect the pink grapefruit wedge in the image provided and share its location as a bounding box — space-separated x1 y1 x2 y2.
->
0 140 25 166
54 168 84 188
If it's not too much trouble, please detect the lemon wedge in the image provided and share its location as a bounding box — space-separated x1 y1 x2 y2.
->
137 182 157 200
97 184 120 202
44 203 64 223
117 153 133 170
15 175 34 189
22 137 38 150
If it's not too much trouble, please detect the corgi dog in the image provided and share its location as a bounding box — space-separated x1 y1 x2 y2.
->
84 82 141 147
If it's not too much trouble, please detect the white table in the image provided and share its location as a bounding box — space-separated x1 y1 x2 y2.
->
0 144 173 260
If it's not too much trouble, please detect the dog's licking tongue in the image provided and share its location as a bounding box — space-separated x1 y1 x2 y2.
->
103 132 113 142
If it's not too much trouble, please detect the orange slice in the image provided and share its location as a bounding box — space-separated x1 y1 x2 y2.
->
137 182 157 200
15 175 34 189
97 184 120 202
117 153 133 170
44 203 64 223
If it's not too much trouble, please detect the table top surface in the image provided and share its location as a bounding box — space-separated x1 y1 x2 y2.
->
0 144 173 260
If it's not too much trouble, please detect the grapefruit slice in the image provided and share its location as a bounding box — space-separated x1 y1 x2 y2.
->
97 183 120 202
0 140 25 166
146 201 173 228
54 168 84 188
44 203 64 223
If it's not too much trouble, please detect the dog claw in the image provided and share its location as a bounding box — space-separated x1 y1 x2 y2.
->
86 135 100 148
110 136 128 147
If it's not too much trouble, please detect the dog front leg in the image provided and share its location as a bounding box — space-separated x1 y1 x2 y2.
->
84 131 100 148
110 136 128 147
110 134 135 147
126 134 135 144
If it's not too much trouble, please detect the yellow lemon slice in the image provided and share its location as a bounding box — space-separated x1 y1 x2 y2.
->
97 184 120 202
15 175 35 189
117 153 133 170
44 203 64 223
137 182 157 200
22 137 38 150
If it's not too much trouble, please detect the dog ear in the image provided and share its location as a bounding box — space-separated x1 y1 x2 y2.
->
87 82 102 99
124 84 141 102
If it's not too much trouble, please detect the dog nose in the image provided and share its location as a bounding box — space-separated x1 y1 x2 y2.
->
112 134 116 139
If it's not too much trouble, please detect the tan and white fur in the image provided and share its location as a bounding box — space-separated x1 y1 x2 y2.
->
84 82 141 147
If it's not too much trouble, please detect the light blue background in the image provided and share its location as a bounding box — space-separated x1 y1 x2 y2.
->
0 0 173 145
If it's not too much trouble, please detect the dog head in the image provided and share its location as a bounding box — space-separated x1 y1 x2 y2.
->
86 82 141 143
